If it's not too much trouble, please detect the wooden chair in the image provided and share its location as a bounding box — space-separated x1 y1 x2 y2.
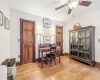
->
43 44 56 67
38 44 57 67
50 44 56 65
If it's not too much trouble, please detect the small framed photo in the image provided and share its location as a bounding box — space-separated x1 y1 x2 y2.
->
43 36 51 44
43 18 51 28
4 17 10 30
0 11 4 26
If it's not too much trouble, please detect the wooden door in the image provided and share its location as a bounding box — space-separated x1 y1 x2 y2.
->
20 19 35 64
56 26 63 55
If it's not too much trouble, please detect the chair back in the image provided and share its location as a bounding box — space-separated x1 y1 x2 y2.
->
50 44 56 53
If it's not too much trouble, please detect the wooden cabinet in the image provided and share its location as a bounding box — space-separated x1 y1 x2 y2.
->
69 26 95 66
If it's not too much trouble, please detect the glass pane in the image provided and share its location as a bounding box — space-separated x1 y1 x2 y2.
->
85 46 90 52
75 38 78 44
79 45 83 51
79 45 85 51
86 30 90 37
83 31 85 38
71 44 73 49
79 52 90 61
70 32 73 37
70 38 72 43
74 51 78 56
79 52 84 58
83 45 85 51
85 53 90 61
75 32 78 44
74 45 78 50
79 38 82 44
79 31 82 38
75 32 78 38
70 51 73 55
86 38 90 45
73 32 75 40
82 38 85 44
71 32 74 37
79 31 85 38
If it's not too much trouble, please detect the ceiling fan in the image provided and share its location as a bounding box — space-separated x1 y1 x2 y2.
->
55 0 92 14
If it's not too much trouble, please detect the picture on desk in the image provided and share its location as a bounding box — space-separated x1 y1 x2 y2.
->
43 36 51 44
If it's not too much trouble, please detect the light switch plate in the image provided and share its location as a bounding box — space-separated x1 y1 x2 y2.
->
18 55 20 58
98 39 100 42
18 39 20 42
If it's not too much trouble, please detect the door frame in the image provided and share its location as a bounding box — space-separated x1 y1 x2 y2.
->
20 18 36 64
56 26 63 56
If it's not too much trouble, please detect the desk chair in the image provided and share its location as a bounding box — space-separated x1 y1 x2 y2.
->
46 44 56 66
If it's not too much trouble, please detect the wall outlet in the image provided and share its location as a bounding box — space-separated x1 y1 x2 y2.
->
98 39 100 42
18 55 20 58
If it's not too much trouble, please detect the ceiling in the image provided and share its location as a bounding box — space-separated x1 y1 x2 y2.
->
9 0 69 22
9 0 100 22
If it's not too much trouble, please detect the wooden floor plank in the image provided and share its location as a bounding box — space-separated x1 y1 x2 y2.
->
15 56 100 80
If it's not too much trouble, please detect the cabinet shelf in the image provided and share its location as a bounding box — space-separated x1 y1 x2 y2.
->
69 26 95 66
71 49 78 51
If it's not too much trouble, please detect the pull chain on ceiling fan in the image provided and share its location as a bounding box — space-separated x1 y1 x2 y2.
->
73 7 75 18
55 0 92 15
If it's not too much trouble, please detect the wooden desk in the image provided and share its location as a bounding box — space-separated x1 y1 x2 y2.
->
38 47 60 68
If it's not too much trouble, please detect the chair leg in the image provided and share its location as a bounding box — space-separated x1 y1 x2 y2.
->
48 58 51 67
52 57 56 65
51 58 53 66
54 57 56 65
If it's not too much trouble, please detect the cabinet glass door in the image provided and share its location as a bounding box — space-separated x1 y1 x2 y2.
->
70 31 78 57
75 32 78 44
79 29 90 62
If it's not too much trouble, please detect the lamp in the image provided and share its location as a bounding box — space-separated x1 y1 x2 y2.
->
68 1 78 9
37 29 42 44
37 30 42 35
51 28 56 44
51 28 55 36
51 31 56 36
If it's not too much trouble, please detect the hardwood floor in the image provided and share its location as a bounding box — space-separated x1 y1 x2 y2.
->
15 56 100 80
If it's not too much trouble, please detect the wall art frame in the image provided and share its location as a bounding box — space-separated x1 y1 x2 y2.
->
0 11 4 26
4 17 10 30
43 18 51 28
43 36 51 44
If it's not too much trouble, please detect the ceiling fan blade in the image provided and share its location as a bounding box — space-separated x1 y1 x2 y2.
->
68 8 72 14
55 3 68 10
78 1 92 7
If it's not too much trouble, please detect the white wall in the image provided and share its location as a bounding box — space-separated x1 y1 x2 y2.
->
0 0 10 64
10 9 65 62
64 4 100 62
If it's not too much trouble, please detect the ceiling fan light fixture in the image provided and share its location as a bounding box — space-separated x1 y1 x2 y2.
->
68 1 78 9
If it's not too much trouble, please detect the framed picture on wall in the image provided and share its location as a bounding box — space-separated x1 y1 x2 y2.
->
4 17 10 30
43 18 51 28
0 11 4 26
43 36 51 44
